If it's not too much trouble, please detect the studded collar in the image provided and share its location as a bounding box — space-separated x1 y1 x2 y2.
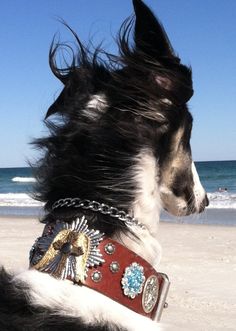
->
29 217 170 321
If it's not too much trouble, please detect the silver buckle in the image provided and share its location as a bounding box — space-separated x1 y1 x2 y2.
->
154 273 170 322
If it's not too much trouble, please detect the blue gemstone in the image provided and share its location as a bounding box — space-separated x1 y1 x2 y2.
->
121 262 145 298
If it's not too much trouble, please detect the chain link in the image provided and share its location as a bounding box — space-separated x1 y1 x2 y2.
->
52 198 145 229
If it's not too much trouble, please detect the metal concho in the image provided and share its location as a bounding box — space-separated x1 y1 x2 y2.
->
142 275 159 313
30 217 104 283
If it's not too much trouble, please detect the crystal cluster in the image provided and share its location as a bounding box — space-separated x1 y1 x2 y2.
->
121 262 145 299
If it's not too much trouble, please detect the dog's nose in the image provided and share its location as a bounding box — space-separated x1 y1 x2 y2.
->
199 194 209 213
204 194 209 207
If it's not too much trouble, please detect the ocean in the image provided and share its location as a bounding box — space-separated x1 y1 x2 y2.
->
0 161 236 224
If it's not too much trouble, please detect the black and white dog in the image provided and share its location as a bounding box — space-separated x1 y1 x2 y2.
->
0 1 208 330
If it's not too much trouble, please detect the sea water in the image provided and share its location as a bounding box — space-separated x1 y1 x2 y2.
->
0 161 235 224
0 168 41 216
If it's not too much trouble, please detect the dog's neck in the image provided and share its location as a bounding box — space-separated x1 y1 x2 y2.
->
40 149 162 270
28 149 163 324
117 150 162 268
45 149 162 268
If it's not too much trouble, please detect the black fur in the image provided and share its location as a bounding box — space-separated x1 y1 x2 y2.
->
0 1 197 330
33 1 193 231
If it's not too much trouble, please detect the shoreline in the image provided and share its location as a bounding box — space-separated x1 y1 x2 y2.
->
0 217 235 330
0 206 236 226
161 207 236 226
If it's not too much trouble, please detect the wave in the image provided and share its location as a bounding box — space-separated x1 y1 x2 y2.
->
12 177 36 183
0 193 43 207
0 192 236 209
207 192 236 209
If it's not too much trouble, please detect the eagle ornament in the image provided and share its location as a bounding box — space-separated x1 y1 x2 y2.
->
30 217 104 282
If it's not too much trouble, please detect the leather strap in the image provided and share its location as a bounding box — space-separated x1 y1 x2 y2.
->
30 220 168 320
81 238 164 320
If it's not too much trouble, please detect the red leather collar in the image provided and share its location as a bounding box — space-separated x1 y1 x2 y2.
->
83 238 168 320
30 219 170 321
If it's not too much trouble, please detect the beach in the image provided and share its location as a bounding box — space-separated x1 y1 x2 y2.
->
0 217 235 330
158 222 236 330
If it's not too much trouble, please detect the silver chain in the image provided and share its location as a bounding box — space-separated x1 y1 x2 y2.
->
52 198 145 229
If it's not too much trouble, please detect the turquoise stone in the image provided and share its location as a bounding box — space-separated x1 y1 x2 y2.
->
121 262 145 299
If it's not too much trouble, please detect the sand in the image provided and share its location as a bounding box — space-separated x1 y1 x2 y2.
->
0 217 235 330
158 223 236 330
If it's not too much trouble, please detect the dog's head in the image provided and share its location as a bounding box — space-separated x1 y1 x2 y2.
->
36 0 208 224
130 0 209 217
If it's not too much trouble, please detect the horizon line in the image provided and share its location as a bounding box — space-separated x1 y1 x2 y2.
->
1 159 236 169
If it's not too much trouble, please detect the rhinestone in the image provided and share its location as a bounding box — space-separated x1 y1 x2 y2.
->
142 275 159 313
91 270 102 282
109 261 120 273
105 243 116 255
121 262 145 299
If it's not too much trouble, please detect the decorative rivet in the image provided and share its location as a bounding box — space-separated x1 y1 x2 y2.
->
60 242 73 254
105 243 116 255
110 261 120 273
91 270 102 282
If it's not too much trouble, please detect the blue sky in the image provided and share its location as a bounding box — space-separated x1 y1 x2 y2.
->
1 0 236 167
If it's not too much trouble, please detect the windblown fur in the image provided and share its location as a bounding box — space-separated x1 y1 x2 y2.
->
0 1 208 330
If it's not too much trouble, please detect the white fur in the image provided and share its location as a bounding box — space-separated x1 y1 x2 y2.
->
161 98 172 105
132 150 161 233
84 94 108 119
191 162 207 211
116 149 162 269
15 270 163 331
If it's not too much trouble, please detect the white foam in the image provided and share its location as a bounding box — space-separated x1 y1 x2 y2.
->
0 193 43 207
0 192 235 209
12 177 36 183
208 192 236 209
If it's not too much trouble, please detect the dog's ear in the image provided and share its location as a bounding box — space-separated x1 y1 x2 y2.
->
132 0 193 103
132 0 175 59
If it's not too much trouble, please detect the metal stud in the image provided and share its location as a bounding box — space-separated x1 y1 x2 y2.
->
105 243 116 255
109 261 120 273
91 270 102 282
60 242 73 254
